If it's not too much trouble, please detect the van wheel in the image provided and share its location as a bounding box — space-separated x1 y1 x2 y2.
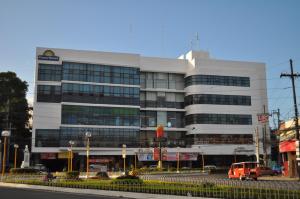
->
239 175 245 181
253 177 257 181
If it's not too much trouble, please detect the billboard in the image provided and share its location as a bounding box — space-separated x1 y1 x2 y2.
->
137 148 198 161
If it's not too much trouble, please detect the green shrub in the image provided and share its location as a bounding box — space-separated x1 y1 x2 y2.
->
168 167 177 171
202 182 215 188
111 179 143 185
116 175 140 180
94 172 109 180
65 171 80 180
111 175 143 185
10 168 40 174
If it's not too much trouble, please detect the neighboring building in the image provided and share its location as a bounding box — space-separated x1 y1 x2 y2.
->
278 119 299 177
32 47 269 170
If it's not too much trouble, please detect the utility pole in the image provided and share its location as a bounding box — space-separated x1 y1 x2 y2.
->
257 105 269 166
6 99 11 173
272 109 281 164
255 127 260 163
272 109 281 130
263 105 268 166
277 108 281 130
280 59 300 180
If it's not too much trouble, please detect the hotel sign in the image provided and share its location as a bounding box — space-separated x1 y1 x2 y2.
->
257 113 269 123
38 50 59 61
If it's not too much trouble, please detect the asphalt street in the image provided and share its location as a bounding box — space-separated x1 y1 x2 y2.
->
0 187 132 199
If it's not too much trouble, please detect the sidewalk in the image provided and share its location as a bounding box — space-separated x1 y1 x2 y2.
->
0 182 216 199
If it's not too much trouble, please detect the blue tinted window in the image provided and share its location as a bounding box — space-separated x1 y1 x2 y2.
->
184 75 250 87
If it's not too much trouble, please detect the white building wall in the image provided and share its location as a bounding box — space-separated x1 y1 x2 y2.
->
184 51 269 155
33 47 269 156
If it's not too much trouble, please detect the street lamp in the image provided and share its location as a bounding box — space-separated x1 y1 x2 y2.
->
85 131 91 178
0 140 2 173
1 130 11 176
134 149 137 172
68 140 75 172
14 144 19 169
234 148 238 163
176 147 180 173
156 125 164 170
192 127 205 172
122 144 126 175
198 146 205 171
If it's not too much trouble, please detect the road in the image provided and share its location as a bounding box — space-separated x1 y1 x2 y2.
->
0 187 132 199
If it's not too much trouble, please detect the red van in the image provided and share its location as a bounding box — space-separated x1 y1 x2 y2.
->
228 162 259 180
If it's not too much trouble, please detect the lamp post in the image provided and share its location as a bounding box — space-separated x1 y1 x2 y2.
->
233 148 237 163
0 140 2 173
69 140 75 172
198 146 205 171
85 131 91 178
176 147 180 173
156 125 164 170
67 147 71 172
14 144 19 169
134 150 137 172
122 144 126 175
201 152 205 171
1 130 11 176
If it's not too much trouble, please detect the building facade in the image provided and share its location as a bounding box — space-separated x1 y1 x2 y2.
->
278 119 299 177
32 47 269 170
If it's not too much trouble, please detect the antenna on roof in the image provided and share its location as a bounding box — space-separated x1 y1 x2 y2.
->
161 24 165 56
195 32 200 51
190 32 200 51
129 23 133 51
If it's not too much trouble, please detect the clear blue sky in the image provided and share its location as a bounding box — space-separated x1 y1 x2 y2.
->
0 0 300 125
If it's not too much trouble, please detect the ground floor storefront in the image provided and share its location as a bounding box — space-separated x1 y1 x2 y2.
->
32 152 255 172
280 140 299 177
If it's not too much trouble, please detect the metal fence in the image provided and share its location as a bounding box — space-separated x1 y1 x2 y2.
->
1 174 300 199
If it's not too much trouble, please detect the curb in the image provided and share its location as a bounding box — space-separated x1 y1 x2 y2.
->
0 182 215 199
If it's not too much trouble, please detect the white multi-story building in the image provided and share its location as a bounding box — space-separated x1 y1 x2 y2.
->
33 47 269 170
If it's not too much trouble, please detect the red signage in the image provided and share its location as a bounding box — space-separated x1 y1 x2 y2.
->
280 140 296 153
89 157 114 163
40 153 56 160
156 125 164 138
153 148 160 161
257 114 269 123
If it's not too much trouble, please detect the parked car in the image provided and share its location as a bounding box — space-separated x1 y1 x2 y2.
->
149 165 157 170
33 164 47 174
257 166 277 176
204 165 217 172
272 165 282 175
228 162 259 180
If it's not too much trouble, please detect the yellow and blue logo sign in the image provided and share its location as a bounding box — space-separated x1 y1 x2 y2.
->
38 50 59 61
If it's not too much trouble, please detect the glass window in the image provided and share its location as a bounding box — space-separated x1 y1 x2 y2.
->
194 134 253 144
62 62 139 85
38 64 62 81
166 93 175 102
37 85 61 103
58 127 139 147
62 105 140 127
184 75 250 87
185 113 252 125
146 92 156 101
184 94 251 106
35 129 60 147
157 111 167 126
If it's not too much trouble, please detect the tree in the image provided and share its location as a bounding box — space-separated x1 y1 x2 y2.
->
0 71 30 165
